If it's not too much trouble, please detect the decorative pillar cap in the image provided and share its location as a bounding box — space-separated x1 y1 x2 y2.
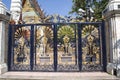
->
102 0 120 18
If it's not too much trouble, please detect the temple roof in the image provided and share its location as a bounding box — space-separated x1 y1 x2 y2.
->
22 0 45 22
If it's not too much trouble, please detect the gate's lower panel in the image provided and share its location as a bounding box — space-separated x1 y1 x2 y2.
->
82 65 102 71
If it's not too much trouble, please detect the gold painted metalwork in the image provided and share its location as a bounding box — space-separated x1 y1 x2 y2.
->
35 26 53 65
82 25 100 65
57 25 76 65
14 27 30 65
63 35 70 54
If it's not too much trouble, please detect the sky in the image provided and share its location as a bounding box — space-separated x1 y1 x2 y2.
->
2 0 73 16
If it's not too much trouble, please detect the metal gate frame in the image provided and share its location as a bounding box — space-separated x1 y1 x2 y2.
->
8 22 106 72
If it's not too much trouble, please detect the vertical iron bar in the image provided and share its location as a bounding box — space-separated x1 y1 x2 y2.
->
78 23 82 71
75 24 77 65
98 23 103 71
34 26 37 66
8 24 12 71
30 25 34 70
53 24 57 71
101 21 107 71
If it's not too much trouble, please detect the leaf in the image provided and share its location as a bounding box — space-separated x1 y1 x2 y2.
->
70 0 109 21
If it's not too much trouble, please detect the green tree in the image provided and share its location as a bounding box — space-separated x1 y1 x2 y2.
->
70 0 109 21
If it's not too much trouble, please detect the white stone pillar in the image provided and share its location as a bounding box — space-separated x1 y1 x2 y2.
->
0 0 10 74
0 21 7 74
103 0 120 76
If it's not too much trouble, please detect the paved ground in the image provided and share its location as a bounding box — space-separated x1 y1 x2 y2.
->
0 72 120 80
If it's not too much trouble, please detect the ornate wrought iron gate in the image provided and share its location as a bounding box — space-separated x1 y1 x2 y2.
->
8 22 106 71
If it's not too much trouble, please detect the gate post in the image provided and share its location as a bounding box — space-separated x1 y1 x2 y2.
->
103 0 120 76
0 0 10 74
101 21 107 72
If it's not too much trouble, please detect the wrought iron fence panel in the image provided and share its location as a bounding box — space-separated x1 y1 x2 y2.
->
8 22 105 72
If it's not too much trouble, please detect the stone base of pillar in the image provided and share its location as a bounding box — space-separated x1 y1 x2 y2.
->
106 63 116 75
116 64 120 77
117 69 120 77
107 63 120 77
0 63 7 74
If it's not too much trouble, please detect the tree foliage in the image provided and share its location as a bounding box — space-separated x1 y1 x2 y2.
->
70 0 109 21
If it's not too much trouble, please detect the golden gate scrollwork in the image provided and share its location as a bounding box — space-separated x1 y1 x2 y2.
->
57 25 79 71
12 26 31 70
9 23 105 71
33 25 54 71
81 25 102 71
